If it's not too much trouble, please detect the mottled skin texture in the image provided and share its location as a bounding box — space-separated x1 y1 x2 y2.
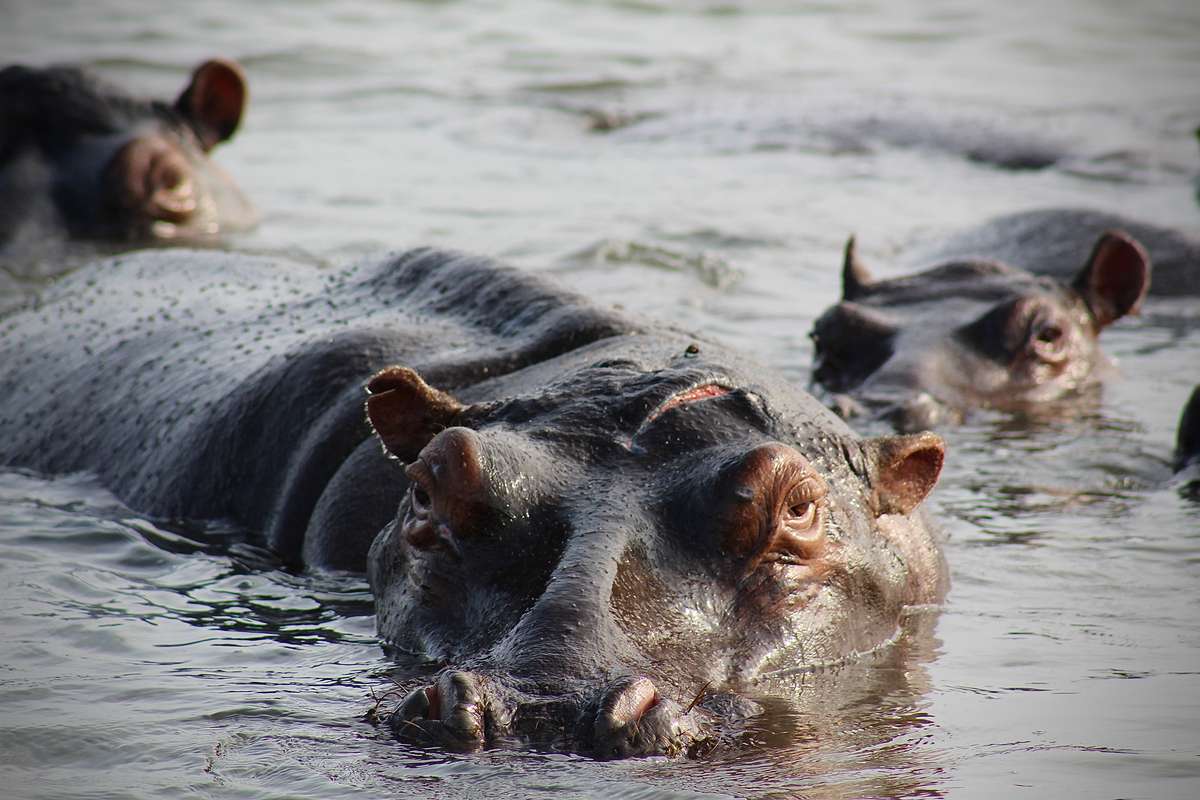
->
0 249 947 758
0 59 255 243
0 249 630 569
810 229 1152 431
909 208 1198 297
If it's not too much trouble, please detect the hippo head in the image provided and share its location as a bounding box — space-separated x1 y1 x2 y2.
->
362 342 947 759
95 59 255 240
810 232 1151 431
1 58 256 241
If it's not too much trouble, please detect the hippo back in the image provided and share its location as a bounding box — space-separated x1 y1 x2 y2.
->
908 208 1200 296
0 248 640 564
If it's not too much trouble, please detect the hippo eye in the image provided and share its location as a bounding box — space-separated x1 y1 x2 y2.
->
764 486 825 567
785 501 816 530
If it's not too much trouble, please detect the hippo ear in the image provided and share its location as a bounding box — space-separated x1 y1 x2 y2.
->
842 235 875 301
1071 231 1150 329
1176 386 1200 472
863 431 945 516
365 366 466 463
176 59 247 151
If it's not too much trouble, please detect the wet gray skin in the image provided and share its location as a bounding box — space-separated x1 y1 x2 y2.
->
907 208 1199 297
810 230 1152 432
0 249 947 759
0 59 256 243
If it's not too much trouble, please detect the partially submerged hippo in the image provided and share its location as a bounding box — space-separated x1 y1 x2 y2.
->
1176 386 1200 490
810 229 1151 430
582 92 1070 170
908 208 1198 297
0 249 947 758
0 59 256 243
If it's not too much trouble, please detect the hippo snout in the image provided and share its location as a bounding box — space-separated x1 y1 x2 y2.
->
886 392 961 433
831 387 961 433
584 676 705 760
380 669 712 759
387 670 496 751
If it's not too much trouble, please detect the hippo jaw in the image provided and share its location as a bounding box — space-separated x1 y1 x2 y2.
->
363 358 947 759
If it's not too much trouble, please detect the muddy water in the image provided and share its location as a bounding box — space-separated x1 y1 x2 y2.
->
1 1 1198 797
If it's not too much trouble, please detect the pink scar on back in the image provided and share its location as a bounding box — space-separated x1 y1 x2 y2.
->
624 383 732 449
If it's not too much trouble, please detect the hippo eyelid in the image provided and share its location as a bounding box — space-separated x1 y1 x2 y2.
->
783 501 816 530
778 475 825 525
735 457 828 566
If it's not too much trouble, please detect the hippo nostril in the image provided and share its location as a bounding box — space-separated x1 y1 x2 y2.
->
888 393 946 433
388 671 490 751
591 675 691 760
603 676 660 725
397 684 434 721
411 484 431 512
424 684 441 721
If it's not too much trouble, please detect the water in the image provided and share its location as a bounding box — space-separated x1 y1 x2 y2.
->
1 0 1199 797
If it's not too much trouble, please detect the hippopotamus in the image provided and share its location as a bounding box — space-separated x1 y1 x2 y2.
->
0 59 256 244
1176 386 1200 486
907 208 1198 297
0 248 947 759
582 92 1069 170
809 227 1152 431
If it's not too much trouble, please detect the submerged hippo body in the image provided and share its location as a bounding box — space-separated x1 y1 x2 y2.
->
0 59 255 244
811 229 1152 431
0 249 947 758
910 208 1199 297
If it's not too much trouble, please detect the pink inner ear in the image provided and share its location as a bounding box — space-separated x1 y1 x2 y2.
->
364 366 464 462
872 432 945 516
1078 231 1150 327
181 60 247 150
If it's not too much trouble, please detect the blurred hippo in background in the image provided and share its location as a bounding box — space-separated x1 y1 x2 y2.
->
810 226 1151 431
0 58 256 244
1176 386 1200 495
908 208 1198 297
0 248 948 760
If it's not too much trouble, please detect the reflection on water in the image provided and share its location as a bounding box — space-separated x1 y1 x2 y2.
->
2 0 1199 797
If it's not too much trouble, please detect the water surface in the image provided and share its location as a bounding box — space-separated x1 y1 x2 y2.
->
1 1 1198 797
